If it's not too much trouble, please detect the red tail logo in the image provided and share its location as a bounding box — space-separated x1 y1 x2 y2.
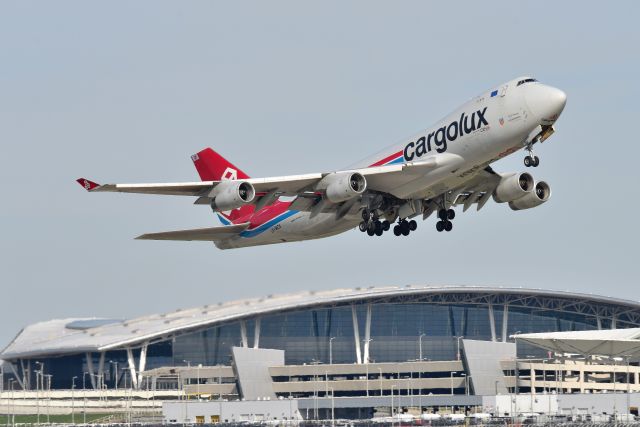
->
191 148 254 223
191 148 250 182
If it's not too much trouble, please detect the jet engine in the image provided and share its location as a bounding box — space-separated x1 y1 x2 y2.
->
209 180 256 211
509 181 551 210
493 172 535 203
320 172 367 203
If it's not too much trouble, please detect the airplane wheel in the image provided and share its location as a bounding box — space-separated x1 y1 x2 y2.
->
444 220 453 232
447 209 455 220
361 209 370 221
436 221 444 232
532 156 540 167
382 220 390 231
375 227 383 237
400 221 410 236
359 221 368 232
524 156 532 167
367 228 375 236
438 209 448 220
367 221 376 232
393 225 401 236
409 220 417 231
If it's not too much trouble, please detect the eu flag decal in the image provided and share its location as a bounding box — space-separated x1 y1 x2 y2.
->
490 90 498 97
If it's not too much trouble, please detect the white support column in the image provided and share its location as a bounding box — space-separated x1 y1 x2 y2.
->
126 348 138 390
363 304 372 363
611 314 617 329
596 315 602 330
488 304 497 342
137 342 148 388
7 362 24 391
19 360 27 390
352 305 362 364
501 304 509 342
253 318 261 349
530 367 536 395
97 352 105 389
240 321 248 348
85 353 96 389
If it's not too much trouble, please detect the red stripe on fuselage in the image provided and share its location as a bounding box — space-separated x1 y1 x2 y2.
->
369 150 403 167
231 200 293 229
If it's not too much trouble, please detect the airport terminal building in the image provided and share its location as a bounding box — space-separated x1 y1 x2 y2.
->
3 285 640 402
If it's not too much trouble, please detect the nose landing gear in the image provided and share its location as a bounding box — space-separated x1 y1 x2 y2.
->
524 141 540 167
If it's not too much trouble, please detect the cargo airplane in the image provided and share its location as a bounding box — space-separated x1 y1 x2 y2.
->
78 76 566 249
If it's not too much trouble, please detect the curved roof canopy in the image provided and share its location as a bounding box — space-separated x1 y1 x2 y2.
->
513 328 640 357
3 285 640 360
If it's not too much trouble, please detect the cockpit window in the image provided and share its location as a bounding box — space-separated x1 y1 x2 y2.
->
517 78 538 86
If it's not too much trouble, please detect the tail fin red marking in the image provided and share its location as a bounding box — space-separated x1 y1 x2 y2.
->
191 148 250 181
191 148 255 224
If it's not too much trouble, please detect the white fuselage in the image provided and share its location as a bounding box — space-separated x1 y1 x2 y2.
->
215 77 565 249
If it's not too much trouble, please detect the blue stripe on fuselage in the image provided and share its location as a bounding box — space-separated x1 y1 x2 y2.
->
217 213 231 225
386 156 405 165
239 210 299 238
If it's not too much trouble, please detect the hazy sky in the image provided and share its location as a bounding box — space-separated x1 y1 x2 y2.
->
1 1 639 347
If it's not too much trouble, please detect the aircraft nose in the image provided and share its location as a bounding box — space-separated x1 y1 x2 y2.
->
525 84 567 125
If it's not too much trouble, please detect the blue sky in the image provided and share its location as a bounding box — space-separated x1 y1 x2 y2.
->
1 1 639 346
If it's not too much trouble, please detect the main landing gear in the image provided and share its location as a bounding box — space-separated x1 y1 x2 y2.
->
524 141 540 167
393 219 417 236
436 208 455 232
359 208 390 237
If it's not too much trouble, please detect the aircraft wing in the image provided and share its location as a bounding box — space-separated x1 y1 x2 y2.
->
76 153 462 199
136 222 250 241
444 166 502 213
76 175 323 197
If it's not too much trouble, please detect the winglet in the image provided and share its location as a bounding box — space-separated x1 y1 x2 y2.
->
76 178 101 191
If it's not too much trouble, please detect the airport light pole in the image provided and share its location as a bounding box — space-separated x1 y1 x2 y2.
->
71 376 77 424
391 385 397 418
450 371 456 396
365 362 369 397
329 387 335 427
626 356 631 418
45 374 51 425
418 334 426 361
197 364 201 399
329 337 335 365
34 368 41 426
6 379 11 427
109 361 118 390
613 356 618 415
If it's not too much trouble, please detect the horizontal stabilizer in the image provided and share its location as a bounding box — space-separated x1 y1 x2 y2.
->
136 223 249 242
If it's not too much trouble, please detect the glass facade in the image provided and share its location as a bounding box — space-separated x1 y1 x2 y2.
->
18 296 640 389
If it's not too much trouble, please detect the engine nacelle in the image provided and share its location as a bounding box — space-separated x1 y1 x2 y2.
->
209 181 255 211
493 172 535 203
319 172 367 203
509 181 551 210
